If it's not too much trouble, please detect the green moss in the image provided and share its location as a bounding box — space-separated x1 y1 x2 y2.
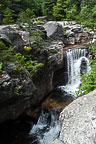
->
0 62 3 72
15 85 22 95
63 33 69 38
47 60 51 65
51 48 58 54
35 20 44 25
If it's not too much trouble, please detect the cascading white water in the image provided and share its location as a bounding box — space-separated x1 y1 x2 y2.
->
29 48 91 144
29 109 61 144
59 48 91 97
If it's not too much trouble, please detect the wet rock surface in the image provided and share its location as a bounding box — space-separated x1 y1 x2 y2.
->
42 88 74 110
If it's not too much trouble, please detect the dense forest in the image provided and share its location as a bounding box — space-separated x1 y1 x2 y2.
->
0 0 96 28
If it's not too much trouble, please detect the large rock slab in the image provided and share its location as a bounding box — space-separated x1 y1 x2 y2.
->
53 90 96 144
0 26 25 48
43 21 64 40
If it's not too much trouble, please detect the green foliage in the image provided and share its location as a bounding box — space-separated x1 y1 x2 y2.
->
42 0 56 18
51 48 58 53
35 20 44 25
0 42 44 76
92 5 96 18
78 6 90 22
2 46 14 61
77 42 96 95
29 30 43 46
0 0 96 29
66 5 77 20
17 8 35 28
17 9 44 47
0 62 3 72
0 43 14 61
14 53 26 64
24 46 32 52
53 0 68 20
0 41 7 50
25 60 44 74
13 52 44 75
3 7 14 24
76 71 95 95
15 85 22 95
0 0 43 24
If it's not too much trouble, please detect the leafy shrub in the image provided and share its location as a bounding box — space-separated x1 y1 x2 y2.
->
0 62 3 72
35 20 44 25
0 41 7 50
13 52 44 75
25 60 44 74
3 8 14 24
77 42 96 95
1 46 14 61
24 46 32 52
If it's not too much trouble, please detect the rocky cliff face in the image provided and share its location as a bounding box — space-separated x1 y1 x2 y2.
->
53 90 96 144
0 25 64 122
0 21 93 123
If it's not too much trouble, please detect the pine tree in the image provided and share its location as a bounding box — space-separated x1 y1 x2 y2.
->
3 7 14 24
53 0 68 20
42 0 56 18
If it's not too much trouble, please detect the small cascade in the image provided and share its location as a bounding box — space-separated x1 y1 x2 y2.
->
29 109 61 144
29 47 91 144
59 48 90 97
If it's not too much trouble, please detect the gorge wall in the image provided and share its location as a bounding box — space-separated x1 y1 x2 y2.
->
0 21 93 123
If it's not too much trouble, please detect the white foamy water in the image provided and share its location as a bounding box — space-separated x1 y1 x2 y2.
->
59 48 91 97
29 110 61 144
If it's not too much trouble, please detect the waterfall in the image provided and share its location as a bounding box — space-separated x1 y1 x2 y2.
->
29 48 90 144
59 48 91 97
29 109 61 144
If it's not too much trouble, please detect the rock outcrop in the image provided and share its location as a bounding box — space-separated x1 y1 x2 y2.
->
0 26 25 48
0 25 64 122
0 20 94 122
53 90 96 144
44 21 93 45
43 21 64 39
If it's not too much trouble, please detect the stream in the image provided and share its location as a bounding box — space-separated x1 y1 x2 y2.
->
29 47 91 144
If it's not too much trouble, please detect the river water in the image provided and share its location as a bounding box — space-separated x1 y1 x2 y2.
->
29 47 90 144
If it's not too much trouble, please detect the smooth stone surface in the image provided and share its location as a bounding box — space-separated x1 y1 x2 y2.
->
53 90 96 144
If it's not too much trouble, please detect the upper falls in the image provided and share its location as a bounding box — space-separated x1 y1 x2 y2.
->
59 48 90 97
